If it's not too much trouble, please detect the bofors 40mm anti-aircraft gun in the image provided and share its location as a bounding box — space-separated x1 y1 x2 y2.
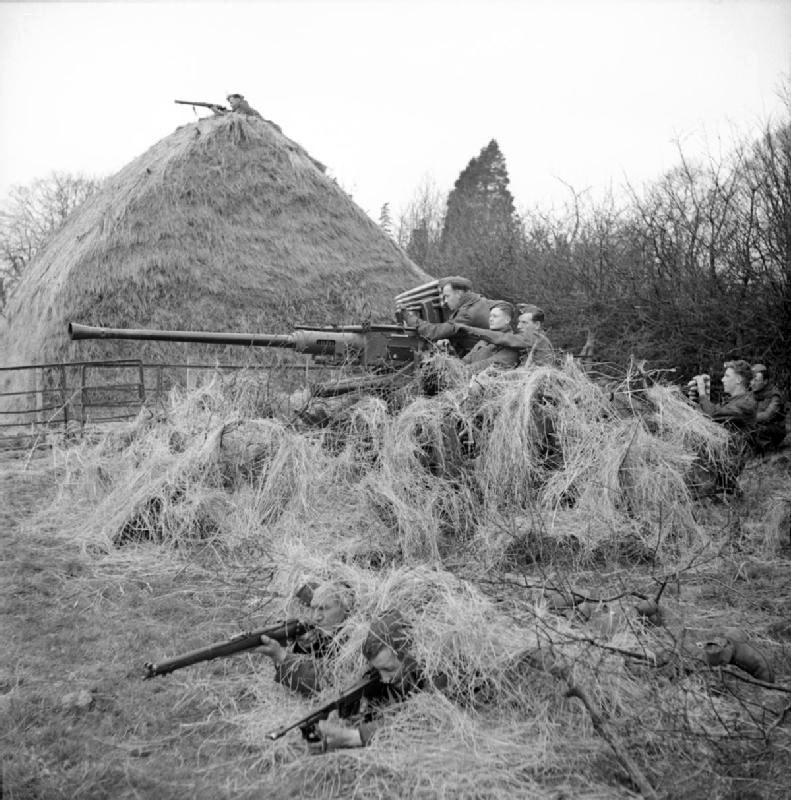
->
68 281 447 398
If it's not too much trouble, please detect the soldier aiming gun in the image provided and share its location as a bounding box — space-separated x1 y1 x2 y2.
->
175 94 284 131
143 617 311 679
268 610 443 752
401 276 493 358
259 581 354 697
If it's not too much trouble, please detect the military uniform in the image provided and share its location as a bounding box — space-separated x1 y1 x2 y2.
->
339 657 442 745
697 392 757 433
416 291 493 357
456 326 554 368
274 629 338 697
696 391 757 492
753 382 787 451
461 338 520 373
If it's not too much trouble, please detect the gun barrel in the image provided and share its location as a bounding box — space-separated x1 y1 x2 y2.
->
69 322 296 349
144 619 310 679
174 100 226 110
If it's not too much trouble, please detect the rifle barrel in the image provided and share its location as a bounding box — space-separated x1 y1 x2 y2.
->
174 100 223 108
144 619 310 679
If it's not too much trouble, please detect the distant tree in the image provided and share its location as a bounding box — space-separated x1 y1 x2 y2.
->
0 171 101 310
739 118 791 373
396 176 446 272
378 202 394 238
439 140 522 299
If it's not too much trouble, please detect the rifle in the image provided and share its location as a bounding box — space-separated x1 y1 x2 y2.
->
175 100 228 113
266 671 381 741
143 618 311 679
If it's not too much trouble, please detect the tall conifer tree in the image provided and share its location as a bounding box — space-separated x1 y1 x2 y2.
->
439 140 522 298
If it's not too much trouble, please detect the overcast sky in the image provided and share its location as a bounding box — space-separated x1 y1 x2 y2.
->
1 0 789 222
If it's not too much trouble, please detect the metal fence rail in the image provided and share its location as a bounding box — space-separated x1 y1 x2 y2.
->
0 358 314 450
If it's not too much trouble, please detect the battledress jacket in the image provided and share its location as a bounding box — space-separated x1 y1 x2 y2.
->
460 337 520 373
457 326 555 368
274 629 337 697
416 292 493 357
697 392 757 432
753 383 787 448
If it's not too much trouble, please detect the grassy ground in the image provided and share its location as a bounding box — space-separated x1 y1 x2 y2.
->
1 455 287 799
2 389 791 798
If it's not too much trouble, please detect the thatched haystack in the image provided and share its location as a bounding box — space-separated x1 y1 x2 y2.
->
0 113 429 370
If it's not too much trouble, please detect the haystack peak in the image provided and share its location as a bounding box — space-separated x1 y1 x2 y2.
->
1 113 430 365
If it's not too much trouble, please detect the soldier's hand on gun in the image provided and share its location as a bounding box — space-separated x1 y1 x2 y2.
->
402 309 419 327
259 634 287 665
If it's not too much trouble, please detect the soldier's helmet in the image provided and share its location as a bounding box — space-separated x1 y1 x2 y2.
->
226 93 244 101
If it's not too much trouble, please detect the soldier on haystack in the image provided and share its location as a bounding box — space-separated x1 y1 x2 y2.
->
213 93 263 117
213 92 284 133
402 276 492 358
258 581 353 696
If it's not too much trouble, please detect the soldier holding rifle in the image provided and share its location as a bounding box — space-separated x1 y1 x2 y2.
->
259 581 354 697
174 94 283 131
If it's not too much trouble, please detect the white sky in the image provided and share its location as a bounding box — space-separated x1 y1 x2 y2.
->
1 0 789 221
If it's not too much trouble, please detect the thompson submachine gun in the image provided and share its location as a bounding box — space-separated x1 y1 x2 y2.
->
144 618 311 679
266 671 381 742
175 99 228 112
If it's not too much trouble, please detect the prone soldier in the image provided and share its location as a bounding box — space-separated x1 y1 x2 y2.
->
259 581 353 696
311 610 439 751
218 93 263 118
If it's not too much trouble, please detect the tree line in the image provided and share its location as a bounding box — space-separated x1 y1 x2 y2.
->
0 172 102 313
394 102 791 389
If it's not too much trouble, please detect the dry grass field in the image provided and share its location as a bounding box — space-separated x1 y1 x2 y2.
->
2 362 790 800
